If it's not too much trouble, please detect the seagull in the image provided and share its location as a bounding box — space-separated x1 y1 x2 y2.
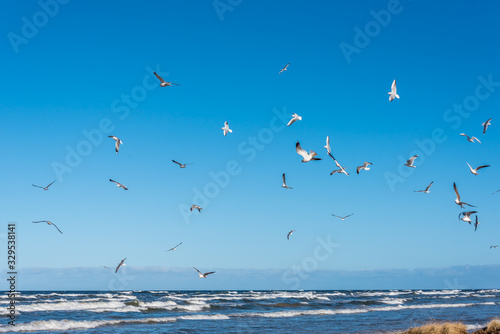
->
108 136 123 153
492 190 500 195
356 162 373 174
287 113 302 127
460 133 481 143
490 245 498 249
331 213 354 221
115 258 126 273
414 181 434 193
328 152 349 176
153 72 180 87
474 215 480 232
482 118 492 134
404 155 418 168
32 220 63 234
221 121 232 136
109 179 128 190
324 136 331 154
172 160 192 168
458 211 477 224
454 183 475 208
166 242 183 252
296 142 321 162
32 180 55 191
190 205 202 212
287 230 295 240
193 267 215 278
282 173 293 189
466 163 490 176
388 79 400 101
279 63 290 74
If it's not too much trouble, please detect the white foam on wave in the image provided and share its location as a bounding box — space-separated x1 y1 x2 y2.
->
380 298 406 305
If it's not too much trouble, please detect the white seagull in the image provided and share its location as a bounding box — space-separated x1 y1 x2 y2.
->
331 213 354 221
109 179 128 190
414 181 433 193
190 205 202 212
328 152 349 176
279 63 290 74
482 118 492 134
388 79 400 101
172 160 192 168
282 173 293 189
32 180 55 191
287 230 295 240
287 113 302 127
404 155 418 168
296 142 321 162
32 220 63 234
459 211 477 224
474 215 480 232
193 267 215 278
324 136 331 154
356 162 373 174
108 136 123 153
466 163 490 176
454 182 475 208
153 72 180 87
115 258 126 273
166 242 183 252
221 121 232 136
460 133 481 143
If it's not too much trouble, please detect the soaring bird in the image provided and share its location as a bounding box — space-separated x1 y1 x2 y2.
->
166 242 183 252
153 72 180 87
109 179 128 190
328 152 349 176
221 121 232 136
115 258 126 273
296 142 321 162
324 136 331 154
404 155 418 168
108 136 123 153
454 183 475 208
356 162 373 174
331 213 354 221
491 245 498 249
193 267 215 278
482 118 492 134
474 216 480 231
460 133 481 143
282 173 293 189
190 205 202 212
32 220 63 234
466 163 490 176
459 211 477 224
287 113 302 127
32 180 55 191
287 230 295 240
388 79 400 101
279 63 290 74
414 181 433 193
172 160 192 168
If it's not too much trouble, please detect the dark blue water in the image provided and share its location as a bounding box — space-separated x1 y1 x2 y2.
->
1 290 498 333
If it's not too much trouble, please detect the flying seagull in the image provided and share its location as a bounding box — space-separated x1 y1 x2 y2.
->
115 258 126 273
193 267 215 278
172 160 192 168
474 215 480 232
356 162 373 174
482 118 492 134
32 220 63 234
282 173 293 189
32 180 55 191
459 211 477 224
221 121 232 136
414 181 433 193
460 133 481 143
466 163 490 176
388 79 400 101
328 152 349 176
324 136 331 154
454 183 475 208
491 245 498 249
331 213 354 221
153 72 180 87
279 63 290 74
287 113 302 127
108 136 123 153
287 230 295 240
492 190 500 195
109 179 128 190
404 155 418 168
166 242 183 252
296 142 321 162
190 205 202 212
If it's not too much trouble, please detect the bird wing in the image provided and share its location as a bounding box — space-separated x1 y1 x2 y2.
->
32 184 44 188
459 133 469 139
287 117 297 126
172 160 182 166
344 213 354 219
324 136 330 154
46 180 56 188
193 267 202 275
476 165 490 171
154 72 166 83
471 137 481 143
425 181 434 191
391 80 397 93
453 183 461 202
356 166 362 174
282 173 286 184
51 223 63 234
204 271 215 276
295 142 308 159
408 155 418 164
32 220 49 223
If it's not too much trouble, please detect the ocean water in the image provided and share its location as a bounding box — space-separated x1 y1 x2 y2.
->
0 289 498 333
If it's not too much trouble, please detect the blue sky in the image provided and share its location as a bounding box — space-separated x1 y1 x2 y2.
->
1 0 500 290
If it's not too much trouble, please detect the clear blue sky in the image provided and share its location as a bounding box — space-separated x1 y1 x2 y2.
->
1 0 500 290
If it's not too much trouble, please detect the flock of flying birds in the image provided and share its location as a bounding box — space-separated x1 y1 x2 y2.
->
30 65 498 278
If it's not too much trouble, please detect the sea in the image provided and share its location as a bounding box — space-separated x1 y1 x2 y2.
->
0 289 498 333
